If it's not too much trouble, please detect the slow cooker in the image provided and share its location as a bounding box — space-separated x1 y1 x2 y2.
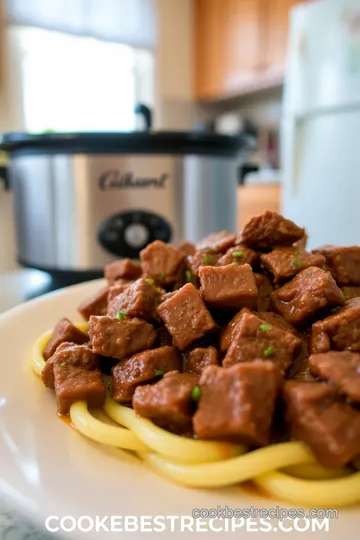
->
1 125 242 281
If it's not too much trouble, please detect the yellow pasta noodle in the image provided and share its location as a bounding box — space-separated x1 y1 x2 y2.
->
31 325 360 508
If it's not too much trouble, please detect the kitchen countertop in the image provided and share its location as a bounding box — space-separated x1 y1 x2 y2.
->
0 270 66 539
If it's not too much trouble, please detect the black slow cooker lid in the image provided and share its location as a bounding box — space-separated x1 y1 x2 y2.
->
0 131 243 157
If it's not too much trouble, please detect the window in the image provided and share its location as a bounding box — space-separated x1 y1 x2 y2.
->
12 26 154 132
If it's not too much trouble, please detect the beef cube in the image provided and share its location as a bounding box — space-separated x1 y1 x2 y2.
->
261 247 325 283
199 263 258 310
311 298 360 354
155 327 173 347
107 279 135 306
256 311 299 336
105 259 142 284
42 343 99 389
309 351 360 402
294 235 308 252
177 241 196 257
220 309 297 352
223 312 301 373
341 286 360 300
133 371 198 432
112 346 181 402
185 346 219 375
271 267 345 325
220 308 252 351
54 364 105 415
193 363 281 445
43 318 88 360
156 283 217 351
159 291 177 304
196 231 236 253
283 381 360 468
187 249 221 277
217 244 259 267
240 211 305 251
89 315 156 360
254 273 272 311
107 278 162 321
140 240 185 285
312 245 360 285
78 287 109 320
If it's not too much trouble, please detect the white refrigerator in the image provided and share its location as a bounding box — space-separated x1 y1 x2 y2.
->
282 0 360 248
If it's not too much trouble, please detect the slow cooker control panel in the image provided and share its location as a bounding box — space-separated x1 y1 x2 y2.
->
98 210 172 258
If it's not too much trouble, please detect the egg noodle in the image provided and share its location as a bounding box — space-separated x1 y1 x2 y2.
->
31 324 360 507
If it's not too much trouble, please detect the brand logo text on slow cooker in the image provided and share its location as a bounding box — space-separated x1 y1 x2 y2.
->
99 170 168 190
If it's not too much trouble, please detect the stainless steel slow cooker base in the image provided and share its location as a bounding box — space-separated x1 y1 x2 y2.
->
11 153 238 272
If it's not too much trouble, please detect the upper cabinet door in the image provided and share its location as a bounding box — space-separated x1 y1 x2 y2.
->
263 0 299 75
222 0 263 92
195 0 225 99
195 0 263 100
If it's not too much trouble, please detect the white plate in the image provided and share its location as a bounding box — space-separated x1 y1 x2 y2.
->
0 280 358 539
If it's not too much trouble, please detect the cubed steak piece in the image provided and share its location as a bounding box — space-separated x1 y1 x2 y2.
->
54 364 105 415
196 231 236 253
177 241 196 257
107 279 135 305
186 249 221 278
260 247 325 283
220 308 252 352
254 273 272 311
156 283 217 351
223 312 301 373
311 298 360 353
341 286 360 300
112 346 181 402
78 287 109 320
283 381 360 468
220 309 297 352
42 343 99 389
240 211 305 251
271 267 345 325
309 351 360 402
43 318 88 360
312 245 360 285
185 346 219 375
133 371 198 433
105 259 142 284
140 240 185 285
89 315 156 360
198 263 258 310
193 363 281 445
217 244 259 267
107 278 163 321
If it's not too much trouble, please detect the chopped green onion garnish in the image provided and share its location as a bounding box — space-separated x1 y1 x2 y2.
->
60 362 66 367
330 306 342 313
159 272 166 281
292 259 302 268
191 385 201 401
156 286 163 293
145 278 154 285
202 254 212 265
116 310 126 320
154 369 165 376
264 346 275 357
185 270 193 283
230 261 237 266
259 323 272 332
233 251 244 258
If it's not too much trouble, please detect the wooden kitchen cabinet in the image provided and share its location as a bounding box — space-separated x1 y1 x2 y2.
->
263 0 299 76
194 0 306 101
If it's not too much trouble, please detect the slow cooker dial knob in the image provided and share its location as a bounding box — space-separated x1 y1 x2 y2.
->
97 210 172 258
